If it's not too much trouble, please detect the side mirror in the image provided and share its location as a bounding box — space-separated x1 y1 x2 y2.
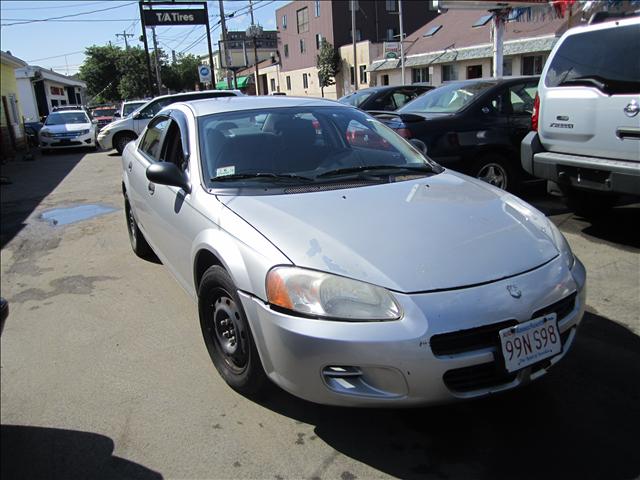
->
113 112 121 118
409 138 428 155
146 162 191 193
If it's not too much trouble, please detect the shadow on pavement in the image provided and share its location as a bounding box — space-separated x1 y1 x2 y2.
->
0 150 87 248
256 311 640 480
1 424 162 480
579 205 640 250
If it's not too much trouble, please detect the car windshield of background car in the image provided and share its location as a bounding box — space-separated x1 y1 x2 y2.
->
338 91 373 107
45 112 89 125
199 106 437 188
400 82 495 113
124 103 146 116
95 108 116 117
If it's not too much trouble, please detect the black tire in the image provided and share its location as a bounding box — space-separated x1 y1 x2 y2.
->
198 266 267 396
114 132 136 155
473 153 520 193
561 186 618 218
124 197 152 258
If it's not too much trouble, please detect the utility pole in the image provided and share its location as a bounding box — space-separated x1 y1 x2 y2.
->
218 0 233 89
248 0 261 95
138 1 154 96
351 0 358 90
399 0 405 84
151 26 162 95
116 30 134 49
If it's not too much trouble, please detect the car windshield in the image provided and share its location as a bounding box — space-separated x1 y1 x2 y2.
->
199 106 441 189
123 102 146 116
399 81 495 114
338 91 374 108
94 108 116 117
45 112 89 125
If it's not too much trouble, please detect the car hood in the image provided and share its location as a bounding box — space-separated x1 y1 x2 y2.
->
42 123 91 133
218 172 560 293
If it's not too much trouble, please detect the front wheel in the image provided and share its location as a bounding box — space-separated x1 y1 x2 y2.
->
114 133 136 155
198 266 267 396
473 154 520 193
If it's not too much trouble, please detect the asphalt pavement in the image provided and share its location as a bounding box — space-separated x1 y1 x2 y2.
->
1 149 639 480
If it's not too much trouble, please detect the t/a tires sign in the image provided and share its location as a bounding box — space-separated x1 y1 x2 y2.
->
143 9 207 26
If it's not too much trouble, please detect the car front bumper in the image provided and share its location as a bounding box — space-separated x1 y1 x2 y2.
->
97 130 114 150
240 255 586 407
40 132 95 149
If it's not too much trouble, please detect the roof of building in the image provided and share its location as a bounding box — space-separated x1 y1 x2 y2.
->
1 50 28 68
15 65 87 87
371 9 568 71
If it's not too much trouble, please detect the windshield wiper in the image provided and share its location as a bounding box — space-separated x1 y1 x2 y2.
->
557 75 640 94
210 172 314 182
317 164 434 178
558 76 606 91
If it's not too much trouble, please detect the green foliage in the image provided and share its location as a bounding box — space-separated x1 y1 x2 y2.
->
163 53 201 92
117 47 151 100
316 40 341 96
79 45 123 102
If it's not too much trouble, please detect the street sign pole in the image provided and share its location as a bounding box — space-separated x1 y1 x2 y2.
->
204 1 216 87
138 1 154 96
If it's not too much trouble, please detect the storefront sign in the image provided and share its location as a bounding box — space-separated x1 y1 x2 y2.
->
143 9 207 26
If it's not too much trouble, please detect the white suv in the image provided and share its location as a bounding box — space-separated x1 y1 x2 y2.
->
521 16 639 215
98 90 242 154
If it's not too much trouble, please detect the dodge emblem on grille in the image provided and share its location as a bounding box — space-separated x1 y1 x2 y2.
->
507 285 522 298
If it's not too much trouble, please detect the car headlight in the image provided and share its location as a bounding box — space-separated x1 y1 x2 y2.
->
266 266 401 321
40 130 52 138
549 222 575 270
79 129 90 135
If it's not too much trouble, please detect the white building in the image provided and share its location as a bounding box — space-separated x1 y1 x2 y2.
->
15 66 87 121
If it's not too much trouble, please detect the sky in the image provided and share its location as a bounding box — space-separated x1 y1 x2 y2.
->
0 0 287 75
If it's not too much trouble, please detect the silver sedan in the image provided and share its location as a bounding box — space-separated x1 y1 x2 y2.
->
121 96 586 407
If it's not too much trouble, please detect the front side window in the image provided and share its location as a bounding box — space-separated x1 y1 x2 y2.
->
198 106 439 190
139 116 170 161
297 7 309 33
400 81 495 114
545 23 639 94
44 112 90 125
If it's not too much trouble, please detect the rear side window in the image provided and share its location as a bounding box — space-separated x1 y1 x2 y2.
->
545 23 640 94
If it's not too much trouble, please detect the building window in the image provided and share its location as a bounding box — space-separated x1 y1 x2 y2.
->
316 33 323 50
442 64 457 81
359 65 367 84
503 58 513 76
286 76 291 90
282 14 287 29
51 99 59 107
284 44 289 57
315 0 321 17
349 29 362 42
297 7 309 33
270 78 276 92
381 74 389 86
300 38 306 54
386 28 398 41
522 55 544 75
348 1 359 11
350 66 355 85
385 0 397 12
412 67 428 84
303 73 309 89
467 64 483 79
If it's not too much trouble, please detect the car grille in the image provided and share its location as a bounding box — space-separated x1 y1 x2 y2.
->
52 132 80 138
51 141 82 147
435 292 577 393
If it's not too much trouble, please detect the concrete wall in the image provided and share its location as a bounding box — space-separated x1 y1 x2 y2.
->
16 78 38 122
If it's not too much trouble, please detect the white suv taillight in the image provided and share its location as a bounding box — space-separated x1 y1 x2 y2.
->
531 93 540 132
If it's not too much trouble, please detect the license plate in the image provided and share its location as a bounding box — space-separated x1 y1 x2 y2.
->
499 314 561 373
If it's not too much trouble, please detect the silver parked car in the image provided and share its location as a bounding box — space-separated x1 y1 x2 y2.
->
122 96 586 407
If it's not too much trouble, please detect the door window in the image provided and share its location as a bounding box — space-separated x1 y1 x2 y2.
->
160 120 188 171
139 116 170 161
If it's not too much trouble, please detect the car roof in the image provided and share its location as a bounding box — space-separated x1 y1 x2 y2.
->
441 76 539 87
178 96 341 117
152 89 243 102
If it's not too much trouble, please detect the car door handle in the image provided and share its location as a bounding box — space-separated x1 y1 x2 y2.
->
616 127 640 140
127 161 132 172
148 183 155 195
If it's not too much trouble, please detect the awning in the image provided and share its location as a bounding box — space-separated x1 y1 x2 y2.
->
216 75 251 90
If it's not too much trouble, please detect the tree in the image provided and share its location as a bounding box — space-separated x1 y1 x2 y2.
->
316 40 341 98
163 54 202 92
117 47 151 100
79 45 123 103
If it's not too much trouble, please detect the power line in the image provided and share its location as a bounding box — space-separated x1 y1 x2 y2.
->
1 1 137 26
0 1 108 11
3 18 137 23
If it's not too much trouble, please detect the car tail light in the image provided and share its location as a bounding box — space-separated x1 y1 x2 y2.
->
531 93 540 132
396 128 412 139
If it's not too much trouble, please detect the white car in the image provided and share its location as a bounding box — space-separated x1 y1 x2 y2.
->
39 109 97 152
118 100 147 119
98 90 242 154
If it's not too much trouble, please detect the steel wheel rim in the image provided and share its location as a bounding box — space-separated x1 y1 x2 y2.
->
127 206 137 248
209 294 248 374
117 136 131 152
478 163 508 189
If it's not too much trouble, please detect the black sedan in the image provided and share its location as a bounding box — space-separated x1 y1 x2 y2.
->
375 77 539 192
338 85 433 112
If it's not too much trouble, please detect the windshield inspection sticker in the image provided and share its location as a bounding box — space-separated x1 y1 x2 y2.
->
216 166 235 177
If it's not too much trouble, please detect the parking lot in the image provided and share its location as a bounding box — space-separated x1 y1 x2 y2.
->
1 149 639 480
